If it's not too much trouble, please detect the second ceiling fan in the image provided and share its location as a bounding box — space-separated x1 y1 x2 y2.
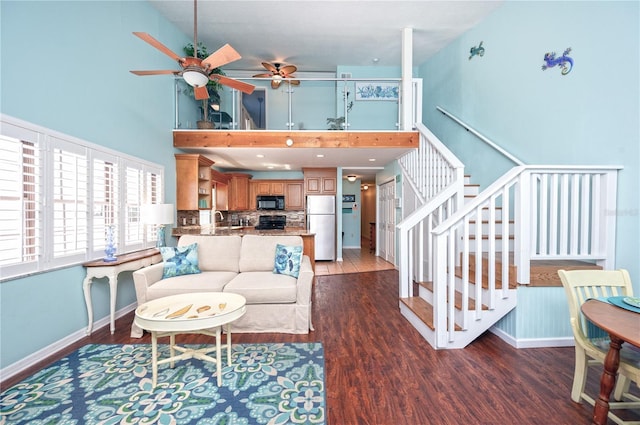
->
254 62 300 89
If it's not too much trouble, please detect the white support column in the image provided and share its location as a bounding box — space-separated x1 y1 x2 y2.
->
401 27 413 130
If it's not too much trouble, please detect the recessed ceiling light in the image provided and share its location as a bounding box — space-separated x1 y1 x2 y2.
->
256 154 264 158
316 154 324 158
369 158 376 162
267 165 274 169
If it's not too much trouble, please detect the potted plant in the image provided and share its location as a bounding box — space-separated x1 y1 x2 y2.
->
183 42 225 129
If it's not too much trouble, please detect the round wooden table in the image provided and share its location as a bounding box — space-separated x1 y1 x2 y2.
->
580 299 640 425
134 292 246 387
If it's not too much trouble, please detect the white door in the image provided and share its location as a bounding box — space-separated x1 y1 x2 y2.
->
378 180 395 264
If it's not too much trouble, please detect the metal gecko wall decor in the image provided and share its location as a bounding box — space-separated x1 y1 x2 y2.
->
542 47 574 75
469 41 485 60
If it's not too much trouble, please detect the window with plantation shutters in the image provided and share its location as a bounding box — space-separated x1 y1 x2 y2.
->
92 157 119 256
0 115 165 281
0 130 42 278
50 138 89 265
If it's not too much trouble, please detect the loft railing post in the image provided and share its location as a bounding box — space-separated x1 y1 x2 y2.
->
514 168 531 284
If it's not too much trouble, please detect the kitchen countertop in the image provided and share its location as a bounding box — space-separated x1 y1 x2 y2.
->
172 226 314 237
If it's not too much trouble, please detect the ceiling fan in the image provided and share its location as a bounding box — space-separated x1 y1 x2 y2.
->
130 0 254 100
253 62 301 89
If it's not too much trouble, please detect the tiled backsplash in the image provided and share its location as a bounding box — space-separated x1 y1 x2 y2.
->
177 210 305 228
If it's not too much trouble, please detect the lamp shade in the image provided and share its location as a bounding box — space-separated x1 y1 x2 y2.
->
183 69 209 87
141 203 174 225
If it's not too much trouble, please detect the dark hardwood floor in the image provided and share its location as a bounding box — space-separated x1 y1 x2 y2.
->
3 269 639 424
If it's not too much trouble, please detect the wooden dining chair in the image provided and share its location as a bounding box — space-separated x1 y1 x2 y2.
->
558 269 640 422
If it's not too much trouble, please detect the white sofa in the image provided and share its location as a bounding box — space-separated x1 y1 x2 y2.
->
130 234 314 337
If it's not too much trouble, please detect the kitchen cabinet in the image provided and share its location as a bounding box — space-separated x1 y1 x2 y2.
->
303 168 337 195
251 180 285 197
211 169 230 211
175 154 214 210
215 182 228 211
285 181 304 210
227 173 252 211
249 180 304 211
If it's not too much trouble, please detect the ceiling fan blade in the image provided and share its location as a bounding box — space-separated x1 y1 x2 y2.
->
262 62 277 73
280 65 297 75
194 86 209 100
288 79 301 86
130 70 180 76
271 79 281 89
133 32 182 62
253 73 273 78
202 44 241 70
210 74 255 94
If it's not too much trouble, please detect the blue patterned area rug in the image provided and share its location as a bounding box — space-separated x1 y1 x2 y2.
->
1 342 325 424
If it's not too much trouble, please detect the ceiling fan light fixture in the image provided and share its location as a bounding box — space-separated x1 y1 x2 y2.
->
346 175 357 182
183 68 209 87
272 74 282 82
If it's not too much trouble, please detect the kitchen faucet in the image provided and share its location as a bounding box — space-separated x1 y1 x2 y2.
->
215 211 224 222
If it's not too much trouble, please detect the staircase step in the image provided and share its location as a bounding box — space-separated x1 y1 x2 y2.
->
399 296 462 331
458 253 518 289
418 281 488 311
528 259 603 287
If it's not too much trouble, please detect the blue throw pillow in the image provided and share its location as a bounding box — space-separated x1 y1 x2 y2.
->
273 244 303 278
160 243 201 279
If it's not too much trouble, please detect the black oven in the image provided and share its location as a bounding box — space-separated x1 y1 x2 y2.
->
257 195 285 210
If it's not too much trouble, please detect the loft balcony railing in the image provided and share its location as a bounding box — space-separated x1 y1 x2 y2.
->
173 77 405 131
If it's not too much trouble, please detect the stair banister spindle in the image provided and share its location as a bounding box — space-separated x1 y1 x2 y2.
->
487 199 497 308
570 173 581 255
579 174 591 255
559 173 571 255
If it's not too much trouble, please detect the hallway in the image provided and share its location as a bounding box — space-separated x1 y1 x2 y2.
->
314 238 395 276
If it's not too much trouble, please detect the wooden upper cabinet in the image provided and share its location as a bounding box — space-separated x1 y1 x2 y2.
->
303 167 337 195
214 182 228 211
175 154 214 210
227 173 252 211
249 179 304 211
285 181 304 210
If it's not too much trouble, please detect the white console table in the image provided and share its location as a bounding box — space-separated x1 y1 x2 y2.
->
82 248 162 335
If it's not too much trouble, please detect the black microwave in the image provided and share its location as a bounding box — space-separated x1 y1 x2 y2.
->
257 195 285 210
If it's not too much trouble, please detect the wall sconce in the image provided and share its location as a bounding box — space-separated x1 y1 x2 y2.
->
346 175 357 182
141 203 174 247
285 138 293 146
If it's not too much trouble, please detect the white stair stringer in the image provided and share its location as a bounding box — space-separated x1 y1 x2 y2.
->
400 289 517 349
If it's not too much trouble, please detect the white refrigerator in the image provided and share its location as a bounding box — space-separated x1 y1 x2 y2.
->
306 195 336 261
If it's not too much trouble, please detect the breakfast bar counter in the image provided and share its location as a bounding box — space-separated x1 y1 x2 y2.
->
171 226 316 270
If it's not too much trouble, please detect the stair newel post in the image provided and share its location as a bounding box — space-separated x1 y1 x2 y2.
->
514 169 532 285
398 223 411 299
433 231 449 348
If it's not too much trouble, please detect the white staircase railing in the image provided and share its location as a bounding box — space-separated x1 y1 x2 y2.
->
397 122 622 349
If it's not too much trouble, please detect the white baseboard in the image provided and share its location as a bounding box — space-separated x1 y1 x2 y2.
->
490 326 575 348
342 245 361 249
0 302 137 383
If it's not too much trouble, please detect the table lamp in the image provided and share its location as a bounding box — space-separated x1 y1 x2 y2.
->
141 203 174 247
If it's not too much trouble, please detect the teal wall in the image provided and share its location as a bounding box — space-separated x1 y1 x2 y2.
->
418 1 639 340
0 1 188 369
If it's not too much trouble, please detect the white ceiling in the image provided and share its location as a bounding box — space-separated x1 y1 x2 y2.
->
148 0 503 181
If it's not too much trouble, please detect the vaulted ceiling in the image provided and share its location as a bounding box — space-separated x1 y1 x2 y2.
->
147 0 503 181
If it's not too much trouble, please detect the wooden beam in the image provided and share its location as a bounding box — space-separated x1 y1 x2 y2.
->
173 130 418 149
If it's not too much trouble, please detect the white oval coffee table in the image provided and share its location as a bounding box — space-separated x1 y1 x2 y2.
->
134 292 246 387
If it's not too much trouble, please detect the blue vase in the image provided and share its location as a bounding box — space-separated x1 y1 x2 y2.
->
104 225 117 262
